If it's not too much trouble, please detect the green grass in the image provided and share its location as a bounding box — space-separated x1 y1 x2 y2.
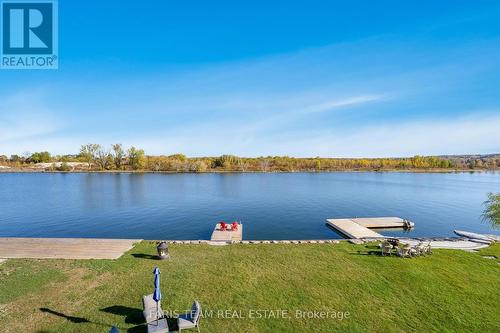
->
0 242 499 333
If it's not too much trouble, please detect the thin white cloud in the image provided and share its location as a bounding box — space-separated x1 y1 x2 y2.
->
0 91 64 147
303 95 385 113
223 94 387 136
3 113 499 158
260 114 500 157
94 113 500 158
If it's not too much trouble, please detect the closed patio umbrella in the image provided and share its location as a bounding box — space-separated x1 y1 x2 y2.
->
153 267 162 325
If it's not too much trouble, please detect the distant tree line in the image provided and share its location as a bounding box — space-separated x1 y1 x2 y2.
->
78 143 145 170
0 145 499 172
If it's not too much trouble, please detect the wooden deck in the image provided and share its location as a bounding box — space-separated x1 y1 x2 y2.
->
0 238 141 259
326 217 412 239
351 217 414 229
210 223 243 243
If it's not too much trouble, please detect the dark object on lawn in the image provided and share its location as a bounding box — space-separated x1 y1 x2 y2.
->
156 241 169 260
387 238 400 247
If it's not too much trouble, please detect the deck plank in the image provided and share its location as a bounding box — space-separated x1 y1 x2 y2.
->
326 217 413 239
352 217 412 228
326 219 383 238
0 238 141 259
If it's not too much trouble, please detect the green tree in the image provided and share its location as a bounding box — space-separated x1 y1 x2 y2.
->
315 159 321 171
112 143 124 169
213 155 238 169
79 144 100 168
57 162 71 172
127 146 146 170
95 147 113 170
59 155 73 162
29 151 51 163
483 192 500 227
168 154 187 161
9 155 21 162
28 153 40 163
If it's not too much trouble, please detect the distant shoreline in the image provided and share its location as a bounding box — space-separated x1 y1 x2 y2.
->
0 168 498 174
2 151 498 173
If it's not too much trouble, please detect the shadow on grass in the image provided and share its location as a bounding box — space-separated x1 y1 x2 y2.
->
40 307 91 323
354 250 382 256
40 307 114 330
131 253 158 260
100 305 178 332
101 305 143 324
126 318 178 333
351 244 383 256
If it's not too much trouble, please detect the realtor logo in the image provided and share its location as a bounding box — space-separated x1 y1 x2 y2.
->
1 0 58 69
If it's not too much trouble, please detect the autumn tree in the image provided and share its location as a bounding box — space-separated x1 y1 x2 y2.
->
95 146 114 170
259 158 270 172
79 144 100 168
127 146 146 170
213 155 238 169
28 151 51 163
190 160 208 172
112 144 124 169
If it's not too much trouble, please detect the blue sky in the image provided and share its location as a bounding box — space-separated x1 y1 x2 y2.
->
1 0 500 157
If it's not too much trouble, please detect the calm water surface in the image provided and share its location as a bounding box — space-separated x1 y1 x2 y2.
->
0 172 499 239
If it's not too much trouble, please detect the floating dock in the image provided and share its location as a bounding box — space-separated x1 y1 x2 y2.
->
210 223 243 243
326 217 413 239
0 237 141 259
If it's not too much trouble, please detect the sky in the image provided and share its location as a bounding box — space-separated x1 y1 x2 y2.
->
1 0 500 157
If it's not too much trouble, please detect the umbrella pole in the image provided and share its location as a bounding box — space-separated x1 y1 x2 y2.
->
156 302 159 326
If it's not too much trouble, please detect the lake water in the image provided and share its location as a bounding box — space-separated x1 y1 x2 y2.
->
0 172 498 240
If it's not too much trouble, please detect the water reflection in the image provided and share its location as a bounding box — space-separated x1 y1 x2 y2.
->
0 172 498 239
128 173 145 206
216 173 242 198
113 173 124 207
82 173 100 209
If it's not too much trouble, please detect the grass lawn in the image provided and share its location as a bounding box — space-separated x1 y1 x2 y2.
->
0 242 499 333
